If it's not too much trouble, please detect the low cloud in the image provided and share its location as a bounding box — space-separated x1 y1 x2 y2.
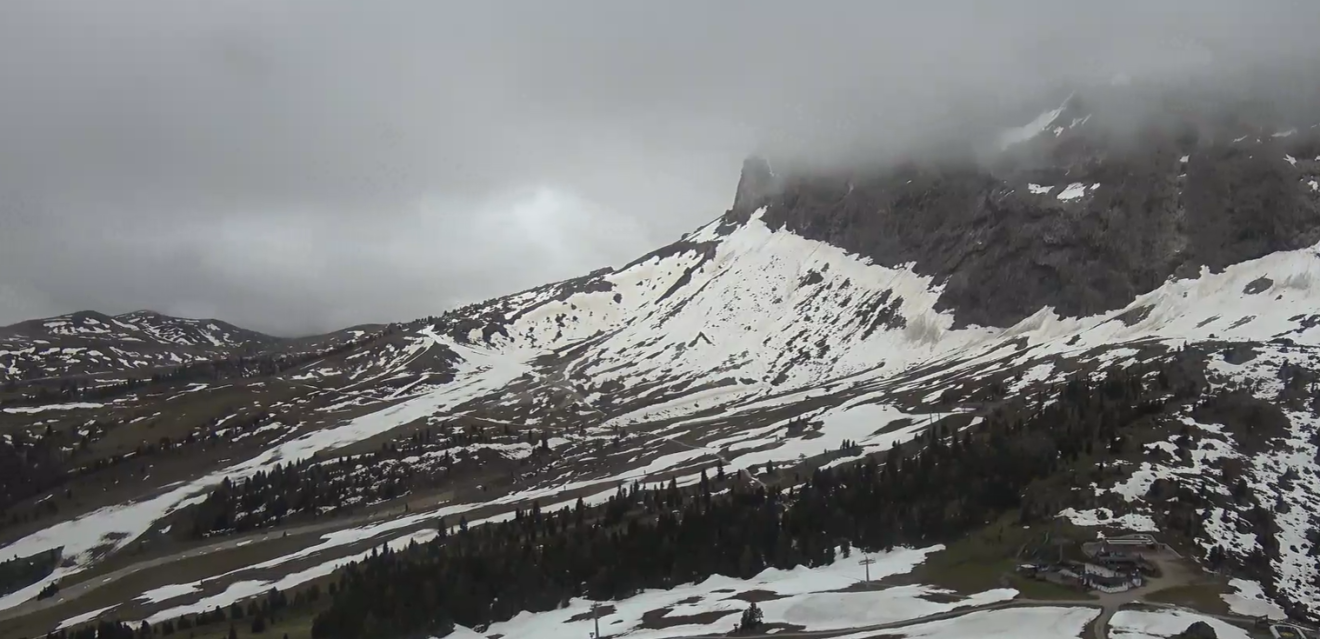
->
1 0 1316 334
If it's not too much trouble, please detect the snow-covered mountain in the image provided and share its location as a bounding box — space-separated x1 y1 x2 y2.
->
4 88 1320 638
0 310 281 383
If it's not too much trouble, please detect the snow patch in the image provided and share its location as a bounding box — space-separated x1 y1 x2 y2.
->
1056 508 1159 532
831 606 1098 639
1000 98 1069 149
1057 183 1088 201
1221 578 1287 620
483 545 1015 639
1109 609 1250 639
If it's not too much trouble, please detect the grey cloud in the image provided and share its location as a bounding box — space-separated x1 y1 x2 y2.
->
1 0 1317 334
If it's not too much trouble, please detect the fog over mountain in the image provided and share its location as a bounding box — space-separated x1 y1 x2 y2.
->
2 0 1318 334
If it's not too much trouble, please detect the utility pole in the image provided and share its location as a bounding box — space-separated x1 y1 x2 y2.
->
860 556 876 584
590 602 602 639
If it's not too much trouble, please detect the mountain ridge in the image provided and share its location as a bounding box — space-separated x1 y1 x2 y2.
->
4 90 1320 638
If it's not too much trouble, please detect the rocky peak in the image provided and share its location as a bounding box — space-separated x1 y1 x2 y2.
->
721 93 1320 329
731 156 780 216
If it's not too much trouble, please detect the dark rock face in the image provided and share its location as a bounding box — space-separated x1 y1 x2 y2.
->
726 98 1320 329
1244 277 1275 295
732 156 780 215
1172 620 1218 639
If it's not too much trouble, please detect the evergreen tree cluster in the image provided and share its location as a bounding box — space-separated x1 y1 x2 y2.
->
0 426 75 518
307 363 1180 639
36 619 139 639
0 416 117 526
189 423 556 539
190 456 417 538
39 586 306 639
1 410 264 533
737 602 764 632
0 549 61 598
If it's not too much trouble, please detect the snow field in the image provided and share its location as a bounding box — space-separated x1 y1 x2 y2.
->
830 606 1099 639
481 545 1016 639
1221 579 1287 620
1109 609 1251 639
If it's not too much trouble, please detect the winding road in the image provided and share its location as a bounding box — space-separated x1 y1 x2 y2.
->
0 498 435 625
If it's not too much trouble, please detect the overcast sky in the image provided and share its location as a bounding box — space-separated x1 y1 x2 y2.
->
1 0 1317 335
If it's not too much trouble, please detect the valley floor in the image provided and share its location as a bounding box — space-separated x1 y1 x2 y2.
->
9 534 1283 639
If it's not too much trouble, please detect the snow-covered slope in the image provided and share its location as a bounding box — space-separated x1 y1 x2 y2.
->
0 310 281 383
6 88 1320 636
420 208 983 418
12 194 1320 625
478 545 1018 639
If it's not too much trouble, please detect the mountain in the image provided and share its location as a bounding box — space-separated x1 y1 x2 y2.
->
3 88 1320 639
0 310 281 384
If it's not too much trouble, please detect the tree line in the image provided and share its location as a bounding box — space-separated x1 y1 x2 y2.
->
33 585 308 639
189 423 558 539
305 360 1190 639
0 548 61 599
1 408 288 534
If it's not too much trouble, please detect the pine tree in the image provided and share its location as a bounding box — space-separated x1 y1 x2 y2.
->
738 602 764 631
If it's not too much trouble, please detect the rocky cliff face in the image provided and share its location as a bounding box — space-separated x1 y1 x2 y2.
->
730 92 1320 329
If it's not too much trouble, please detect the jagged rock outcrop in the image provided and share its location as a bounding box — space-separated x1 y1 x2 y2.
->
723 92 1320 328
1172 620 1218 639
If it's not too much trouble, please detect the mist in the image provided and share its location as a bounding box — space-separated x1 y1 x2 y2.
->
1 0 1318 335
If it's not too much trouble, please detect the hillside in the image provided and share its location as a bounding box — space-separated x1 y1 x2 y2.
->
3 88 1320 639
0 310 282 385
